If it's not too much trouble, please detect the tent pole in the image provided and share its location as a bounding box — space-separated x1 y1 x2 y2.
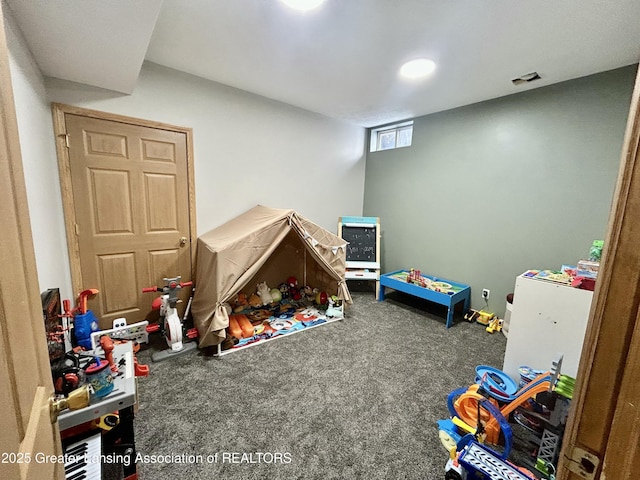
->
304 247 307 286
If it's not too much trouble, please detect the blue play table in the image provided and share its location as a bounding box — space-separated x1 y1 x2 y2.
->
378 270 471 328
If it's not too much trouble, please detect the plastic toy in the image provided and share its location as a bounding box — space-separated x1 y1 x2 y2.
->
451 373 554 445
89 318 149 351
66 288 100 349
85 357 114 399
143 277 197 362
440 356 568 479
445 436 539 480
325 296 344 318
443 356 562 447
589 240 604 262
51 352 85 395
315 290 328 305
99 335 119 373
485 317 503 334
475 365 519 400
464 308 495 326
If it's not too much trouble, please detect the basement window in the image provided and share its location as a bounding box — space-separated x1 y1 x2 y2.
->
370 121 413 152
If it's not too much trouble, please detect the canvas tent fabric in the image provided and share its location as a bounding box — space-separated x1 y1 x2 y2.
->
192 205 352 348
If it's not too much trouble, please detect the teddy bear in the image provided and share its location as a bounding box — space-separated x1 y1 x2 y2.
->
233 293 249 313
248 293 262 308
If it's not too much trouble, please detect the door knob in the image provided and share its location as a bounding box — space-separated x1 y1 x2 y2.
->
179 236 187 247
50 385 90 423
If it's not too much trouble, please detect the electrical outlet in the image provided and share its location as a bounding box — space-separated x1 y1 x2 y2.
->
482 289 490 300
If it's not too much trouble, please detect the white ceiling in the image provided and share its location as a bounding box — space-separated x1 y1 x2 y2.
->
6 0 640 127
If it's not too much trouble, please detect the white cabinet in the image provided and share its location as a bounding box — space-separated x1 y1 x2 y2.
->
502 274 594 382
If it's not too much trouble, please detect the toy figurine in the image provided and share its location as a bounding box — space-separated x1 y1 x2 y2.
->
325 297 343 318
279 282 290 298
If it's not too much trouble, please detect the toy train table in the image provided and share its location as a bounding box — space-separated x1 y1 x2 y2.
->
378 269 471 328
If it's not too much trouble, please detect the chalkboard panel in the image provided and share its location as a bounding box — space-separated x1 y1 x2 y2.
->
342 225 377 262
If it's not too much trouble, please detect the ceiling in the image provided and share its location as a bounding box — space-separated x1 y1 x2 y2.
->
6 0 640 127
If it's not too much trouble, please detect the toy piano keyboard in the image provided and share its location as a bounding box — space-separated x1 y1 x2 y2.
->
64 431 101 479
459 441 537 480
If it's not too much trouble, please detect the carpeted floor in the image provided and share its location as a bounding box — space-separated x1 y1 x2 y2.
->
132 291 508 479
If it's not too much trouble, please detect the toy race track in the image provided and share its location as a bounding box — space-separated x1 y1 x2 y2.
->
450 373 552 445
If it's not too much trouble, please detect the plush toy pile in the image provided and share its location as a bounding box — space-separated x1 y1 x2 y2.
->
222 276 343 350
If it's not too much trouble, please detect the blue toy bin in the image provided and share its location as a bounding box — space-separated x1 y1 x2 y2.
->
74 310 99 349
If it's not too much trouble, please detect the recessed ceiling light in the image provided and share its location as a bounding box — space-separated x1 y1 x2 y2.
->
280 0 326 11
400 58 436 79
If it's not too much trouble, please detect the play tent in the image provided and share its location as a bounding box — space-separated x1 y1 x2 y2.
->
192 205 352 348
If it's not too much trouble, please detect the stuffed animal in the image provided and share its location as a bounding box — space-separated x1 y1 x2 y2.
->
257 281 273 305
270 288 282 303
233 293 249 313
248 293 262 308
301 285 314 304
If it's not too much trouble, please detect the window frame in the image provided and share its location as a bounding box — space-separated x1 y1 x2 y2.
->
369 120 414 152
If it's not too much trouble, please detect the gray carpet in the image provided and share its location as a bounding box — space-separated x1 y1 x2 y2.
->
133 291 508 479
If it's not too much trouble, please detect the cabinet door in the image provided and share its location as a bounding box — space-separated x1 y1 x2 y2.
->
502 276 593 381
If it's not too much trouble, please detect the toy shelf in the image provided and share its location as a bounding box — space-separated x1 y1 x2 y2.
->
378 269 471 328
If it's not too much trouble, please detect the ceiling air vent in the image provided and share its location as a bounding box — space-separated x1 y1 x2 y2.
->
512 72 541 86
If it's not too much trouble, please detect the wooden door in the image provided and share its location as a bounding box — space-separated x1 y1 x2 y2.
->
53 107 196 329
557 66 640 478
0 3 62 478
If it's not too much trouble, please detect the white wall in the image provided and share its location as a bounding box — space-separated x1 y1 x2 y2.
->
45 62 367 234
6 9 366 301
5 5 74 299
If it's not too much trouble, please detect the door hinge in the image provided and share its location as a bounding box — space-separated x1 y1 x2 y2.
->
75 223 79 235
565 445 601 480
60 133 69 148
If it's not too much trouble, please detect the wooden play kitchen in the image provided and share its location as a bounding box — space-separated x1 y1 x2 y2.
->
378 269 471 328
